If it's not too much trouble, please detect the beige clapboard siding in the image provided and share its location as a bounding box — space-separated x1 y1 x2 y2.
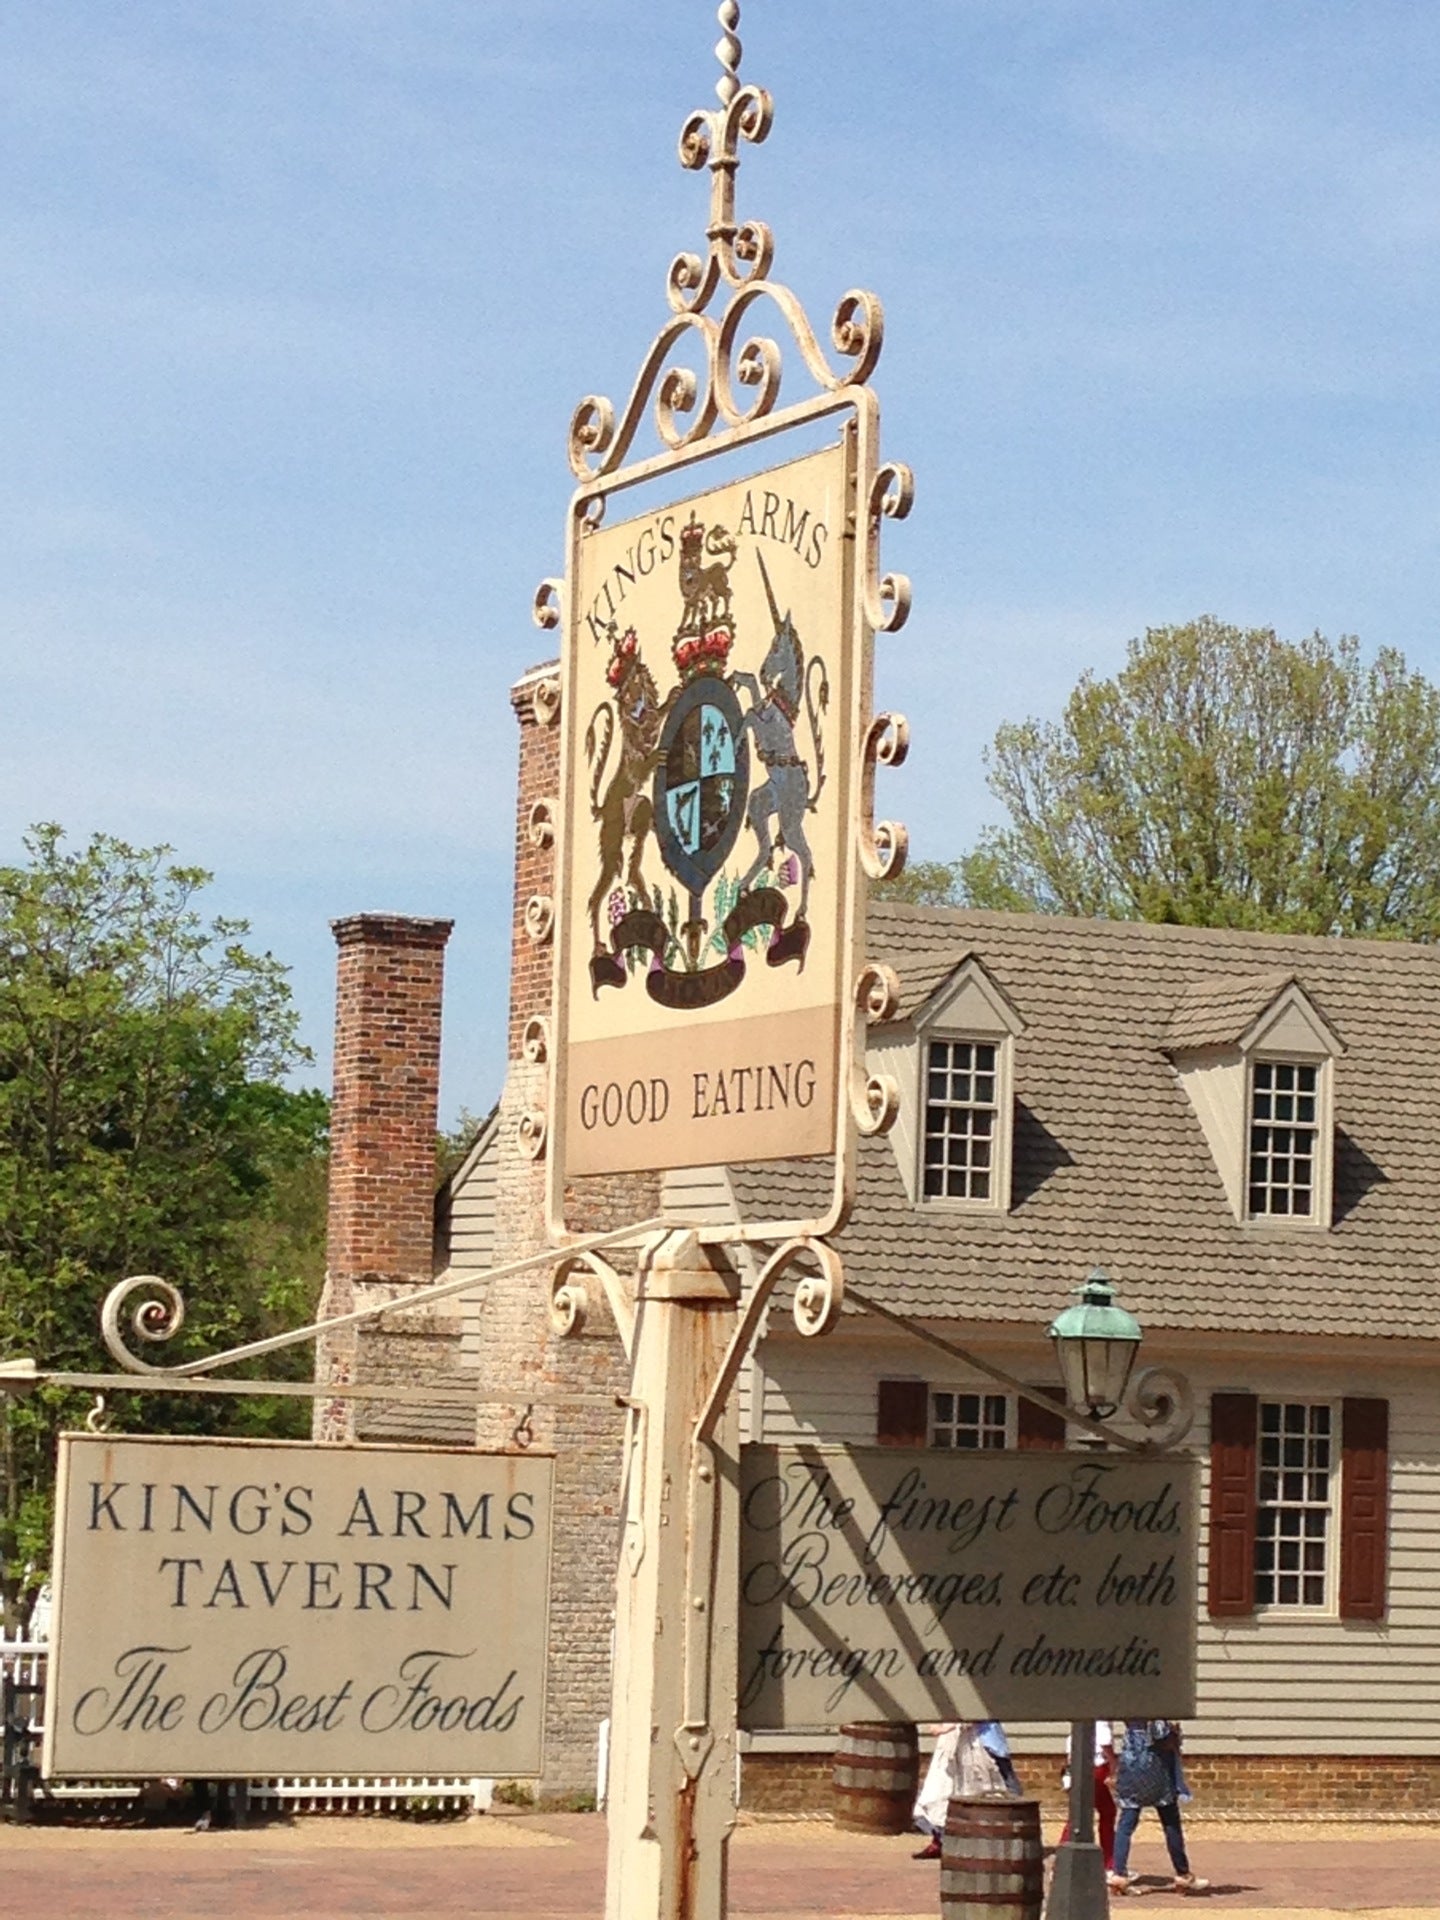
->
756 1337 879 1444
1191 1367 1440 1750
663 1164 737 1228
447 1118 499 1370
753 1331 1440 1752
449 1152 497 1258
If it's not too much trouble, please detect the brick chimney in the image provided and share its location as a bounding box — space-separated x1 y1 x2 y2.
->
327 912 454 1285
315 912 453 1440
508 663 561 1058
466 660 666 1791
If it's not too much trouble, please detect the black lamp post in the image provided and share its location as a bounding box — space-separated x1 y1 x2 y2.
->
1043 1268 1144 1920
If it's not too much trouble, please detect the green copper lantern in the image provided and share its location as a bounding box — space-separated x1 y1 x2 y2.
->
1047 1267 1142 1419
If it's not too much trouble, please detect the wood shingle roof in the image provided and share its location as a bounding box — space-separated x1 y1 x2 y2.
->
729 903 1440 1342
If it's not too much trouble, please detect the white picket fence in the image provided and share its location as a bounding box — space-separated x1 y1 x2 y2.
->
1 1632 492 1814
0 1636 43 1693
248 1775 492 1814
0 1635 129 1804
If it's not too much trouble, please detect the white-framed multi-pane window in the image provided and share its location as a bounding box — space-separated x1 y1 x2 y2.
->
922 1038 999 1203
1247 1060 1320 1220
1254 1400 1334 1608
930 1389 1010 1450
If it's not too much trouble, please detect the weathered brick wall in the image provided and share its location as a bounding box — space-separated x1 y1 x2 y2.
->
740 1750 1440 1819
1184 1752 1440 1813
473 1081 646 1796
508 670 560 1064
471 662 659 1798
740 1754 837 1815
353 1305 466 1389
328 913 452 1280
316 913 456 1443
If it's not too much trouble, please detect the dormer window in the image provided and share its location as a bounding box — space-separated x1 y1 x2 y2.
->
1165 973 1343 1229
870 953 1025 1213
922 1039 998 1201
1248 1062 1319 1219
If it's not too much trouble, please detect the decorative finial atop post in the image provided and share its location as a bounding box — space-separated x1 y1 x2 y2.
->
715 0 741 104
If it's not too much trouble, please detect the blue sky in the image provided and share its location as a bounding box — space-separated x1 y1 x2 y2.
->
5 2 1439 1118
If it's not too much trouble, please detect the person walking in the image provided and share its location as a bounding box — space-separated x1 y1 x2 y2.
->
912 1720 1021 1859
974 1720 1023 1796
1108 1719 1209 1895
1059 1719 1116 1870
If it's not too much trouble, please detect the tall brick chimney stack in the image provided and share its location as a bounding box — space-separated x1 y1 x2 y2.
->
462 659 666 1790
327 912 454 1285
468 661 561 1451
315 912 453 1441
508 664 560 1057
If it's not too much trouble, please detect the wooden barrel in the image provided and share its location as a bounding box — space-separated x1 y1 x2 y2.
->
941 1797 1044 1919
831 1721 919 1834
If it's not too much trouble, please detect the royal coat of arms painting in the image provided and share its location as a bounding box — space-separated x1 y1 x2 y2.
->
554 440 861 1180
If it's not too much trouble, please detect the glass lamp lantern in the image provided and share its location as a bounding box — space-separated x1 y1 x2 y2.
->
1047 1267 1143 1419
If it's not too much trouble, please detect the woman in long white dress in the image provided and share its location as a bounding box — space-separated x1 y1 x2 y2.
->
911 1721 1020 1860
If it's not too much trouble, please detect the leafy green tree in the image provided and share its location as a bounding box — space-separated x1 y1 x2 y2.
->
437 1105 490 1184
956 619 1440 936
873 859 966 908
874 856 1043 914
0 826 326 1628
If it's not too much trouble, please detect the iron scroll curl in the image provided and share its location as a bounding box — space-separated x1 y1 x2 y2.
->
100 1274 187 1375
544 3 913 1252
566 50 892 488
1129 1365 1196 1448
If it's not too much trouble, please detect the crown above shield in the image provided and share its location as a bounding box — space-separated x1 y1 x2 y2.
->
672 514 736 681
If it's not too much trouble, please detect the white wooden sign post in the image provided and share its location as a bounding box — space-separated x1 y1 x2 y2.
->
604 1231 742 1920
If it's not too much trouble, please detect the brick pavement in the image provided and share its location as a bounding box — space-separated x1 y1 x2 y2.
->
1 1813 1437 1920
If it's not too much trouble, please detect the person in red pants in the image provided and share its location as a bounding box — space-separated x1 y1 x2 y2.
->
1058 1719 1116 1869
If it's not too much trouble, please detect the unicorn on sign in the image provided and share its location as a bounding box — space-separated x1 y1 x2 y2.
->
731 552 829 922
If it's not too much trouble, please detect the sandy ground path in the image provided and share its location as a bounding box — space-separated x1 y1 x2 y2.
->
2 1811 1437 1919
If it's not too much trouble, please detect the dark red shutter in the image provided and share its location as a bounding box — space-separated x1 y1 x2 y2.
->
1339 1398 1389 1622
1017 1384 1068 1450
877 1379 928 1447
1207 1392 1257 1618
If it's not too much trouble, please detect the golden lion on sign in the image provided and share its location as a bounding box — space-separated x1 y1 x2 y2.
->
678 519 737 633
584 629 668 955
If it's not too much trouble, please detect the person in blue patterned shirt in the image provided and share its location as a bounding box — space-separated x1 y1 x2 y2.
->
1109 1719 1209 1895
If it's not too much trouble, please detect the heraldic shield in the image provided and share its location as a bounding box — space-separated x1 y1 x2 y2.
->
653 676 750 897
580 484 829 1009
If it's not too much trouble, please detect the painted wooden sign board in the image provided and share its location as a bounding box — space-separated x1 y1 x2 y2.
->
43 1434 553 1780
553 439 860 1181
738 1446 1199 1726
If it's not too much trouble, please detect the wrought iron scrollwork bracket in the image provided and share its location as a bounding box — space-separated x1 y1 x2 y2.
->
96 1218 670 1382
561 0 908 573
845 1284 1197 1454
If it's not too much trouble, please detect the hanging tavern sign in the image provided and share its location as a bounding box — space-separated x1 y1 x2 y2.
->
531 52 914 1241
43 1434 553 1780
738 1447 1199 1727
559 446 853 1178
